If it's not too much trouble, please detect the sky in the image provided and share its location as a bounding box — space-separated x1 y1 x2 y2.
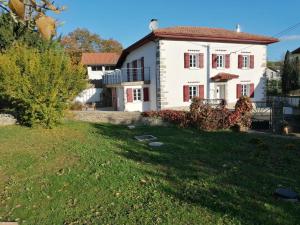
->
54 0 300 61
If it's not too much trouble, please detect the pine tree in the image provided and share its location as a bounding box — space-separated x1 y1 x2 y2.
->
281 51 293 95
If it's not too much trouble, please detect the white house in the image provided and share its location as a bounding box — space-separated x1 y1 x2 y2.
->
103 25 278 111
75 53 120 105
265 67 281 80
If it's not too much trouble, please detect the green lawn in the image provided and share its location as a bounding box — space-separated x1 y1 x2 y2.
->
0 121 299 225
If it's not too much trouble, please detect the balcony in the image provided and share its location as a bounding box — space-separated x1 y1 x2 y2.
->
103 68 150 86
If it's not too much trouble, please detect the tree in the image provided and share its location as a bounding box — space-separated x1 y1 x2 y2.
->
281 51 300 95
0 43 87 128
0 12 50 52
61 28 123 64
0 0 64 40
101 38 123 53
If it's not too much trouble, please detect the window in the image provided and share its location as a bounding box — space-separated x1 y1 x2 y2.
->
189 54 197 68
241 84 250 97
217 55 225 68
242 56 250 69
91 65 102 71
105 66 116 71
133 89 142 101
189 86 198 100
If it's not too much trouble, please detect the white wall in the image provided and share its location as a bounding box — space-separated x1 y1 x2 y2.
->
121 41 157 111
75 88 102 104
114 85 151 112
87 66 115 80
160 40 267 108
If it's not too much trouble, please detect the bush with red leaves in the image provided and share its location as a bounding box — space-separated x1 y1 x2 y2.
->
142 96 253 131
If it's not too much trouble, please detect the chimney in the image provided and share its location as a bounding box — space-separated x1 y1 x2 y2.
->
236 24 241 33
149 19 159 31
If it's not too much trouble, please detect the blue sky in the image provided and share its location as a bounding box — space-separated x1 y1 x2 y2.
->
55 0 300 61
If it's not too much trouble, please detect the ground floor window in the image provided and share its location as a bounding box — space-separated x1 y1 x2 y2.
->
189 86 198 100
241 84 250 97
133 88 142 101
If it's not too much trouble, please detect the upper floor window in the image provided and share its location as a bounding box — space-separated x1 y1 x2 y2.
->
189 86 198 100
105 66 116 71
216 55 225 68
189 54 197 68
242 56 250 69
91 65 102 71
133 88 142 101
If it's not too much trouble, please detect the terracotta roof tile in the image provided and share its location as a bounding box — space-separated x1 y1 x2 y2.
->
153 26 278 44
81 53 120 65
211 73 239 81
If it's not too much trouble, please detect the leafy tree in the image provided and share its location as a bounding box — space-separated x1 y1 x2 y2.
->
0 43 87 128
0 0 64 40
61 28 123 64
281 51 300 95
0 12 50 52
101 38 123 53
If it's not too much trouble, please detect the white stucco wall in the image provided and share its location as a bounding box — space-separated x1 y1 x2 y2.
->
75 88 102 104
160 40 268 108
121 41 157 111
87 66 115 80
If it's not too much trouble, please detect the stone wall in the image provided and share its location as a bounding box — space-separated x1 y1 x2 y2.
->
0 114 17 126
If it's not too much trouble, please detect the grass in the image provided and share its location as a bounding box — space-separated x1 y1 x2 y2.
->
0 121 300 225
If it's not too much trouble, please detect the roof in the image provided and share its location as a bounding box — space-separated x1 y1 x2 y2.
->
267 67 279 72
81 53 120 66
292 47 300 54
211 73 239 82
117 26 279 67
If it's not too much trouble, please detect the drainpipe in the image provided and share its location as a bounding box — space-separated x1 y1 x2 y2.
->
206 44 211 99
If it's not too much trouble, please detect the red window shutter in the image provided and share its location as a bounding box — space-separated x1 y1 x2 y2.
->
250 83 255 98
250 55 255 69
183 85 190 102
133 60 137 81
199 85 204 99
184 53 190 69
126 88 133 103
143 87 149 102
212 54 217 68
238 55 243 69
199 53 204 68
127 63 130 81
141 57 145 80
237 84 242 99
225 54 230 68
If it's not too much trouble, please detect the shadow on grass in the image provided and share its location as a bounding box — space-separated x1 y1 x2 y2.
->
92 123 300 225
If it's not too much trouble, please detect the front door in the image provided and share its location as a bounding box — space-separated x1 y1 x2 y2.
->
216 85 226 100
111 88 118 111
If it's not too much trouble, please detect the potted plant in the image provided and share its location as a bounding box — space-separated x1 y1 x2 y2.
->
281 120 289 135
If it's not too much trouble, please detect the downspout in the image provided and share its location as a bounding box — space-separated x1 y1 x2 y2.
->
206 44 211 99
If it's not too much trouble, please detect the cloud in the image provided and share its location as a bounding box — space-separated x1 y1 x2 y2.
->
280 35 300 41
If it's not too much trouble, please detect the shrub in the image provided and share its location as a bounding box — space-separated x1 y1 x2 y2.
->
189 97 231 131
142 97 253 132
142 110 188 126
0 44 87 128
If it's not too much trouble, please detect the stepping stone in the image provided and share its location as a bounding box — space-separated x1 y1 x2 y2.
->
274 188 299 202
135 135 157 142
149 142 164 147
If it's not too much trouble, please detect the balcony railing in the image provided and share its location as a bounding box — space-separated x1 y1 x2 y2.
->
103 67 150 85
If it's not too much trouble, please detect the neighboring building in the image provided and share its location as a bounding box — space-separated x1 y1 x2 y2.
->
75 53 120 105
265 67 281 80
103 25 278 112
291 47 300 60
